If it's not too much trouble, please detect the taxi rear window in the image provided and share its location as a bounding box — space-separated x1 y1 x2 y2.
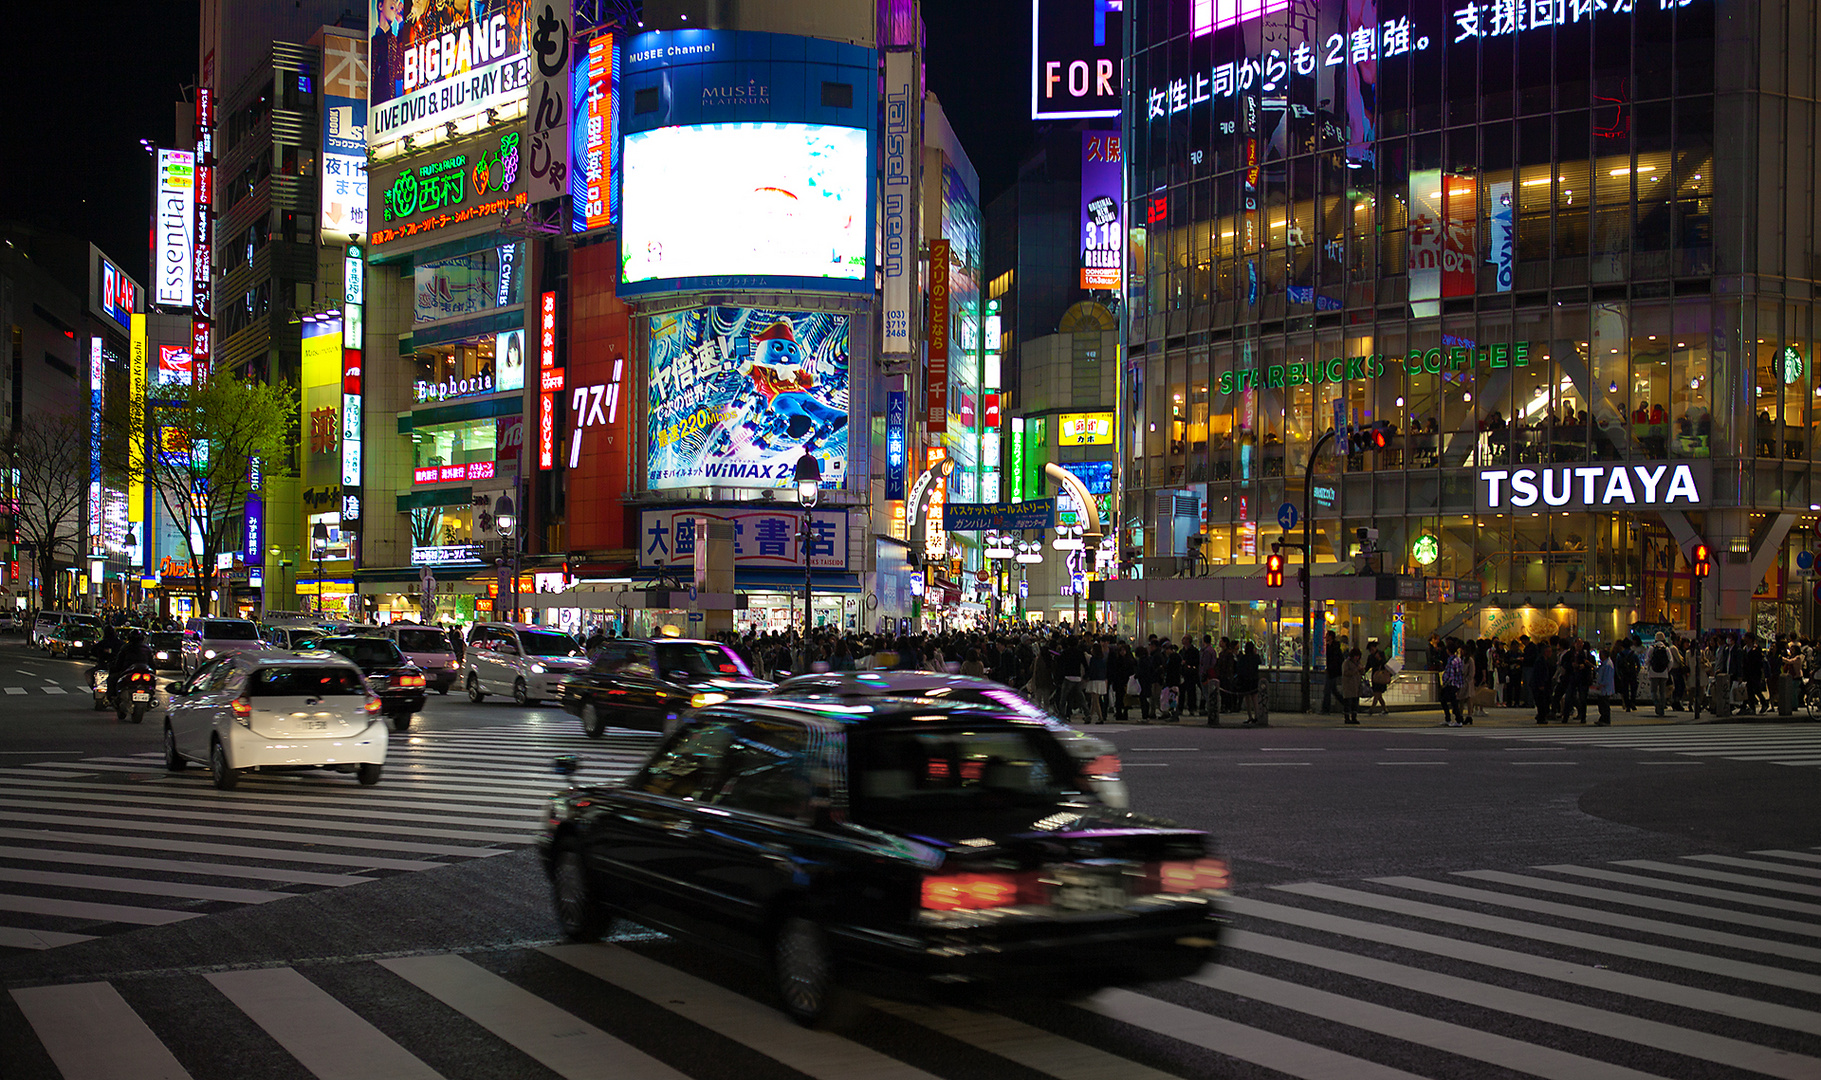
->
847 724 1074 817
248 667 365 696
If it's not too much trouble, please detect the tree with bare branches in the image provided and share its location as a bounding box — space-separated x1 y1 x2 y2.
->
102 377 297 617
9 413 90 612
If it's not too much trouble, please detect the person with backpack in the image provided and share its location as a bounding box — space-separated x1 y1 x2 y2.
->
1646 632 1677 716
1614 637 1640 712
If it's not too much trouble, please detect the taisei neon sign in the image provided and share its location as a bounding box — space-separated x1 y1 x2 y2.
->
1217 341 1535 395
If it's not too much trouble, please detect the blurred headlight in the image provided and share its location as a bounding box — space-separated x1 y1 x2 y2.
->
204 649 217 659
530 663 547 674
155 651 170 660
690 691 729 709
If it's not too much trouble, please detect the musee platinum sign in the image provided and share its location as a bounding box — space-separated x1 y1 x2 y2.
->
1476 462 1710 513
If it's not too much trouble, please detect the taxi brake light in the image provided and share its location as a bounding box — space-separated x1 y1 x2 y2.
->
366 695 382 714
1153 857 1231 894
1079 753 1122 777
397 674 426 687
920 871 1046 910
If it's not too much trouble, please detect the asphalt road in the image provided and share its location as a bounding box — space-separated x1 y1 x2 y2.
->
0 638 1817 1080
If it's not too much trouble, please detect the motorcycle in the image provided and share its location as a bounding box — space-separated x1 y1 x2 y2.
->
105 666 157 723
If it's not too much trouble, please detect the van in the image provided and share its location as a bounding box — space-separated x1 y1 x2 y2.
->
387 623 461 694
180 617 266 674
31 612 69 649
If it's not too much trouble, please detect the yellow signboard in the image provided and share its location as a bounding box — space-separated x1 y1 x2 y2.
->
128 315 147 522
1058 412 1114 445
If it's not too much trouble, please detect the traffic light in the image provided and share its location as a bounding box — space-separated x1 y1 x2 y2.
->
562 559 574 586
1265 551 1285 588
1692 543 1711 577
1348 421 1392 453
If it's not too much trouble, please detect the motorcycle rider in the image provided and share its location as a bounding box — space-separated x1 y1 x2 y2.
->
89 623 124 692
107 630 157 712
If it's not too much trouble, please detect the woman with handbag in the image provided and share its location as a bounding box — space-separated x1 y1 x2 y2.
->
1339 647 1365 724
1366 640 1392 715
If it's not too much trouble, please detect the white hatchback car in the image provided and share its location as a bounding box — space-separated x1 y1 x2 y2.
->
162 651 388 789
462 623 590 705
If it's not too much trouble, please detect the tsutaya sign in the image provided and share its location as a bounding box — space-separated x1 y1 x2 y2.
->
1218 341 1536 395
1476 461 1710 514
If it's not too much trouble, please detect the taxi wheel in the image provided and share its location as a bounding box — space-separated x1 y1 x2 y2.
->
552 838 607 941
357 763 383 786
584 704 608 738
209 738 239 791
467 674 487 703
163 724 186 772
514 679 541 707
774 916 861 1030
389 711 413 732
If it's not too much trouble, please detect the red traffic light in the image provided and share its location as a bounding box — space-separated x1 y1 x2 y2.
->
1691 544 1710 577
1265 552 1285 588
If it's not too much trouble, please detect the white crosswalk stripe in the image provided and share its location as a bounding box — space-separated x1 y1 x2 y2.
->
0 723 656 953
1434 721 1821 766
7 847 1819 1080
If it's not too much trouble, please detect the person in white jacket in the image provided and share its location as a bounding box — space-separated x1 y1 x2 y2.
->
1644 632 1679 716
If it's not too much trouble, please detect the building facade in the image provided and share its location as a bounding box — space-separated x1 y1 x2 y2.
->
1115 0 1818 662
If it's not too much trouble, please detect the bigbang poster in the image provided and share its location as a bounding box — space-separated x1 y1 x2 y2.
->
646 307 850 492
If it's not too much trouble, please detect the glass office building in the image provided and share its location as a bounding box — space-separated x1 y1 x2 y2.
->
1118 0 1819 657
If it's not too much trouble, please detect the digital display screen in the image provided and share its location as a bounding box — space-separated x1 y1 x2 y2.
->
646 307 849 491
620 123 869 292
368 0 528 148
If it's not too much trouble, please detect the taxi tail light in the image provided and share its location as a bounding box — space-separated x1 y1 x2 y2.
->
365 695 383 714
397 673 426 687
1079 753 1123 778
920 871 1046 911
231 696 252 726
1141 857 1232 895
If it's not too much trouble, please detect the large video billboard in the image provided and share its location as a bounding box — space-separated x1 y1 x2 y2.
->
620 123 869 294
1032 0 1122 120
368 0 529 151
646 307 849 492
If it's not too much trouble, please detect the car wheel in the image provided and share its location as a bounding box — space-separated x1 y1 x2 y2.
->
389 711 413 732
357 762 383 786
513 678 531 706
437 685 449 695
774 916 861 1030
552 838 608 942
467 674 486 703
163 724 186 772
209 738 238 790
584 703 608 738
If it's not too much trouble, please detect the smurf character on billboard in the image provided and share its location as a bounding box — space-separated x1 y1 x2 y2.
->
741 322 849 450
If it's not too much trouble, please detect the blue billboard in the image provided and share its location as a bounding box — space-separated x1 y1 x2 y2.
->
618 30 876 296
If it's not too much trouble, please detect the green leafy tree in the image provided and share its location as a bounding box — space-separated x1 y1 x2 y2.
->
103 377 297 617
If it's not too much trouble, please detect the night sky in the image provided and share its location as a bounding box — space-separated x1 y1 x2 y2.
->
0 1 1029 290
0 3 198 286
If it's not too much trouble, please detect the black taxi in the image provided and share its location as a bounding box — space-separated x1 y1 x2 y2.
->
539 697 1226 1028
557 637 772 736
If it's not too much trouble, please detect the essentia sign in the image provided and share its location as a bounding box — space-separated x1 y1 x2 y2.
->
1477 462 1709 514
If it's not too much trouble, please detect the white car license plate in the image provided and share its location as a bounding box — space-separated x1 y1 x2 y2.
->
131 691 152 703
1053 867 1127 912
304 720 328 730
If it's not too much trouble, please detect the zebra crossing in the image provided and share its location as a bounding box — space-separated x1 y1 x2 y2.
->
1445 721 1821 766
0 724 658 954
6 845 1819 1079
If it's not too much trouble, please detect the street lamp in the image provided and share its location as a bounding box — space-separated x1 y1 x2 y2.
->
493 494 517 620
793 453 821 661
310 521 329 617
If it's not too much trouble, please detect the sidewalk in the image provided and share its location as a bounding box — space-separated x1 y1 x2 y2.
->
1080 704 1821 729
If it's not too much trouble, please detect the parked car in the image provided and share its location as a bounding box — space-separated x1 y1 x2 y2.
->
0 612 19 633
387 624 461 694
769 671 1130 809
44 614 104 659
161 652 387 789
147 631 185 671
462 623 591 705
559 638 774 737
540 697 1225 1028
180 618 266 673
303 636 427 729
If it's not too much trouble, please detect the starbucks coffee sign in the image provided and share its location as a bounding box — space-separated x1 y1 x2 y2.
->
1477 461 1710 513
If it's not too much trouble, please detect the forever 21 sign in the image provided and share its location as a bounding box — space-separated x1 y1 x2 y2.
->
1476 461 1710 514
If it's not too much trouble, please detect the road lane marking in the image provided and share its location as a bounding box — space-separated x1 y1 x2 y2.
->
1234 761 1312 766
207 967 445 1080
0 866 289 905
0 844 371 887
1454 869 1821 939
0 890 201 926
380 953 691 1080
1227 895 1821 1034
0 925 96 949
1510 761 1579 765
0 807 512 857
1080 986 1426 1080
1274 882 1821 994
1196 964 1672 1080
11 982 195 1080
1614 859 1821 897
1377 761 1446 765
1261 747 1326 751
1124 747 1200 752
1683 854 1821 879
547 943 941 1080
1374 876 1821 963
0 825 439 871
871 999 1183 1080
1540 864 1821 916
1220 928 1821 1080
3 688 24 695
